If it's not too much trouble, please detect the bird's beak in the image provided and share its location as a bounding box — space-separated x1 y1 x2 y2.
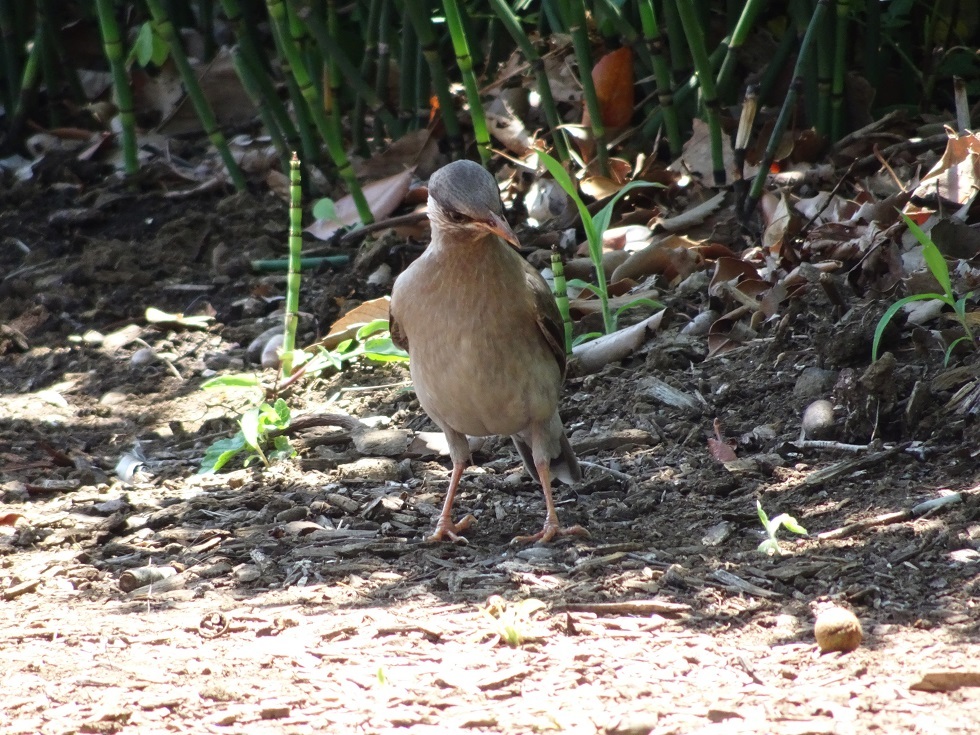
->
482 212 520 249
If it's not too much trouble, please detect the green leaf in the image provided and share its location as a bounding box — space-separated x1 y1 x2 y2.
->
198 433 246 474
571 331 603 347
592 181 662 238
872 292 946 361
239 407 263 449
770 513 807 536
537 149 599 250
613 297 665 321
312 198 337 221
272 398 291 426
355 319 391 340
900 213 952 298
201 373 263 390
134 22 155 67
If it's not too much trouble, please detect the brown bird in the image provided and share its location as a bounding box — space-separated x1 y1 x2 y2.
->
389 159 587 544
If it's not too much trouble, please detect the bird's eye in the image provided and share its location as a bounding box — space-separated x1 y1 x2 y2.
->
446 210 467 223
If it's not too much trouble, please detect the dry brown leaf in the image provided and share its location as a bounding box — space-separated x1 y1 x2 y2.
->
306 169 414 241
320 297 392 350
0 513 24 526
707 419 737 462
909 128 980 207
571 311 667 375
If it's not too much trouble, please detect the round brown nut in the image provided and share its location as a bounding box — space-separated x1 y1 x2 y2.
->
814 606 863 653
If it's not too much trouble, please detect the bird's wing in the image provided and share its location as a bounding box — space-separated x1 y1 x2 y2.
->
522 258 567 379
388 297 409 352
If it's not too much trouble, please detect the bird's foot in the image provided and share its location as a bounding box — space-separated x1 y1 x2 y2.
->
426 513 476 543
510 522 591 546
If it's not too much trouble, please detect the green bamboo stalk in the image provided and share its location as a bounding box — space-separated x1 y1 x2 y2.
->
145 0 246 190
541 0 564 34
401 0 463 154
281 152 302 379
488 0 569 161
36 0 61 127
863 0 882 92
830 0 849 141
715 0 769 102
398 4 417 130
0 0 20 112
594 0 657 82
376 0 396 138
675 0 725 185
231 46 290 172
293 0 399 135
442 0 491 164
414 32 429 130
755 16 797 105
790 0 818 127
551 248 573 356
743 0 830 220
560 0 610 175
640 41 725 139
637 0 682 156
816 1 834 135
661 0 689 84
266 0 373 223
199 0 216 60
2 18 42 151
352 0 382 152
94 0 139 175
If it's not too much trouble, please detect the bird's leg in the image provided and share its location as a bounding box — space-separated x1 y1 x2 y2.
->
427 461 476 543
511 460 590 545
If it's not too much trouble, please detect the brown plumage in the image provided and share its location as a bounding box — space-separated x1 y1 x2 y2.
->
389 160 587 543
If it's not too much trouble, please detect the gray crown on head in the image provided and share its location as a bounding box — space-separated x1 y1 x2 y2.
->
428 160 503 219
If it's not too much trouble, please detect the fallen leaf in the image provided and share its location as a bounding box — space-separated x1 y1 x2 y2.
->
306 169 414 241
320 297 392 350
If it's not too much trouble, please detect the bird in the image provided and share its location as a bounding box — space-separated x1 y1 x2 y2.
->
389 159 588 544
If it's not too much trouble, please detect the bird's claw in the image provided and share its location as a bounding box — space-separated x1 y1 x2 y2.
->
426 513 476 544
510 523 591 546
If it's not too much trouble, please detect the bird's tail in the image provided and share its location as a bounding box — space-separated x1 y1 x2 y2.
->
512 430 581 485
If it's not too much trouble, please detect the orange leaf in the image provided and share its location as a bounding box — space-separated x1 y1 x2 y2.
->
592 47 634 129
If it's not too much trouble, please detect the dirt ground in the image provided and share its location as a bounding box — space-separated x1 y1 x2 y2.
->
1 162 978 735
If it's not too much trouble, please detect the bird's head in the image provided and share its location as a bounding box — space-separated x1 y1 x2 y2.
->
427 160 519 248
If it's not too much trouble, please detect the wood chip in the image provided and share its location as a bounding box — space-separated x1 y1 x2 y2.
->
909 671 980 692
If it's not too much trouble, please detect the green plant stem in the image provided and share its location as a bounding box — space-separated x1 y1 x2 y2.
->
251 255 350 272
401 0 463 155
561 0 610 175
231 47 290 172
353 0 381 152
489 0 569 161
398 2 417 130
94 0 139 175
551 248 573 355
637 0 682 156
1 16 42 152
266 0 373 223
675 0 725 185
743 0 830 220
294 0 399 135
145 0 246 190
831 0 849 141
715 0 768 102
281 153 302 378
443 0 490 163
0 0 20 112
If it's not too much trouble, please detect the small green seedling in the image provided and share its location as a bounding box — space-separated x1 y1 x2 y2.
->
873 212 976 366
537 150 664 337
756 500 807 556
482 596 546 647
197 375 295 473
305 319 409 375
